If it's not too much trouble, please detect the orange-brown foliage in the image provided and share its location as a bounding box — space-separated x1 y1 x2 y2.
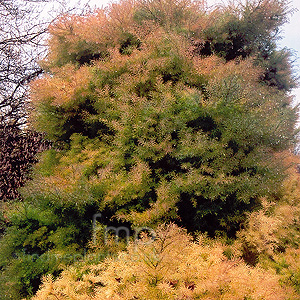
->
32 224 297 300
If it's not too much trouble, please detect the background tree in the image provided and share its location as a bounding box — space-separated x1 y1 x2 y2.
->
0 126 50 201
0 0 51 202
0 0 91 128
0 0 48 128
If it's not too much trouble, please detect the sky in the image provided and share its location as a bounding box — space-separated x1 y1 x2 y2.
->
45 0 300 105
278 0 300 106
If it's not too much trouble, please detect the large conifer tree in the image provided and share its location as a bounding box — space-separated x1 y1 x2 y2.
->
29 0 297 234
0 0 298 297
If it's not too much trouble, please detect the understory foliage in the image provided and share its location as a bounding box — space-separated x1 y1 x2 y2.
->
0 0 299 298
236 154 300 290
32 224 297 300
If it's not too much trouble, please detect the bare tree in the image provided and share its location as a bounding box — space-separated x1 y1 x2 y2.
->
0 0 51 128
0 0 53 201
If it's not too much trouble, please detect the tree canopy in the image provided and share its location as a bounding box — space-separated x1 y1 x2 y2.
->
30 0 298 233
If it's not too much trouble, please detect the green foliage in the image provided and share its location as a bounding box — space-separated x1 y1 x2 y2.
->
0 251 59 299
0 193 101 298
33 39 295 236
1 0 299 298
201 0 289 57
36 149 60 177
29 0 298 234
258 48 297 91
272 248 300 294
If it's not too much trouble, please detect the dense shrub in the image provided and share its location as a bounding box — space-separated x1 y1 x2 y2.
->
236 153 300 264
33 224 297 300
233 153 300 295
0 196 101 299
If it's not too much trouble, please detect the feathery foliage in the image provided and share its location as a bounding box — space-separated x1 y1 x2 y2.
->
29 0 298 234
0 0 299 298
33 224 298 300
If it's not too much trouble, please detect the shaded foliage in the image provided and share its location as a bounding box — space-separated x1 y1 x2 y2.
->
0 126 50 201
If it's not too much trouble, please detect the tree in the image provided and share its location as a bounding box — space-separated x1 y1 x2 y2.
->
0 0 93 128
0 0 53 202
29 0 297 234
0 0 298 297
0 126 50 201
0 0 49 128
